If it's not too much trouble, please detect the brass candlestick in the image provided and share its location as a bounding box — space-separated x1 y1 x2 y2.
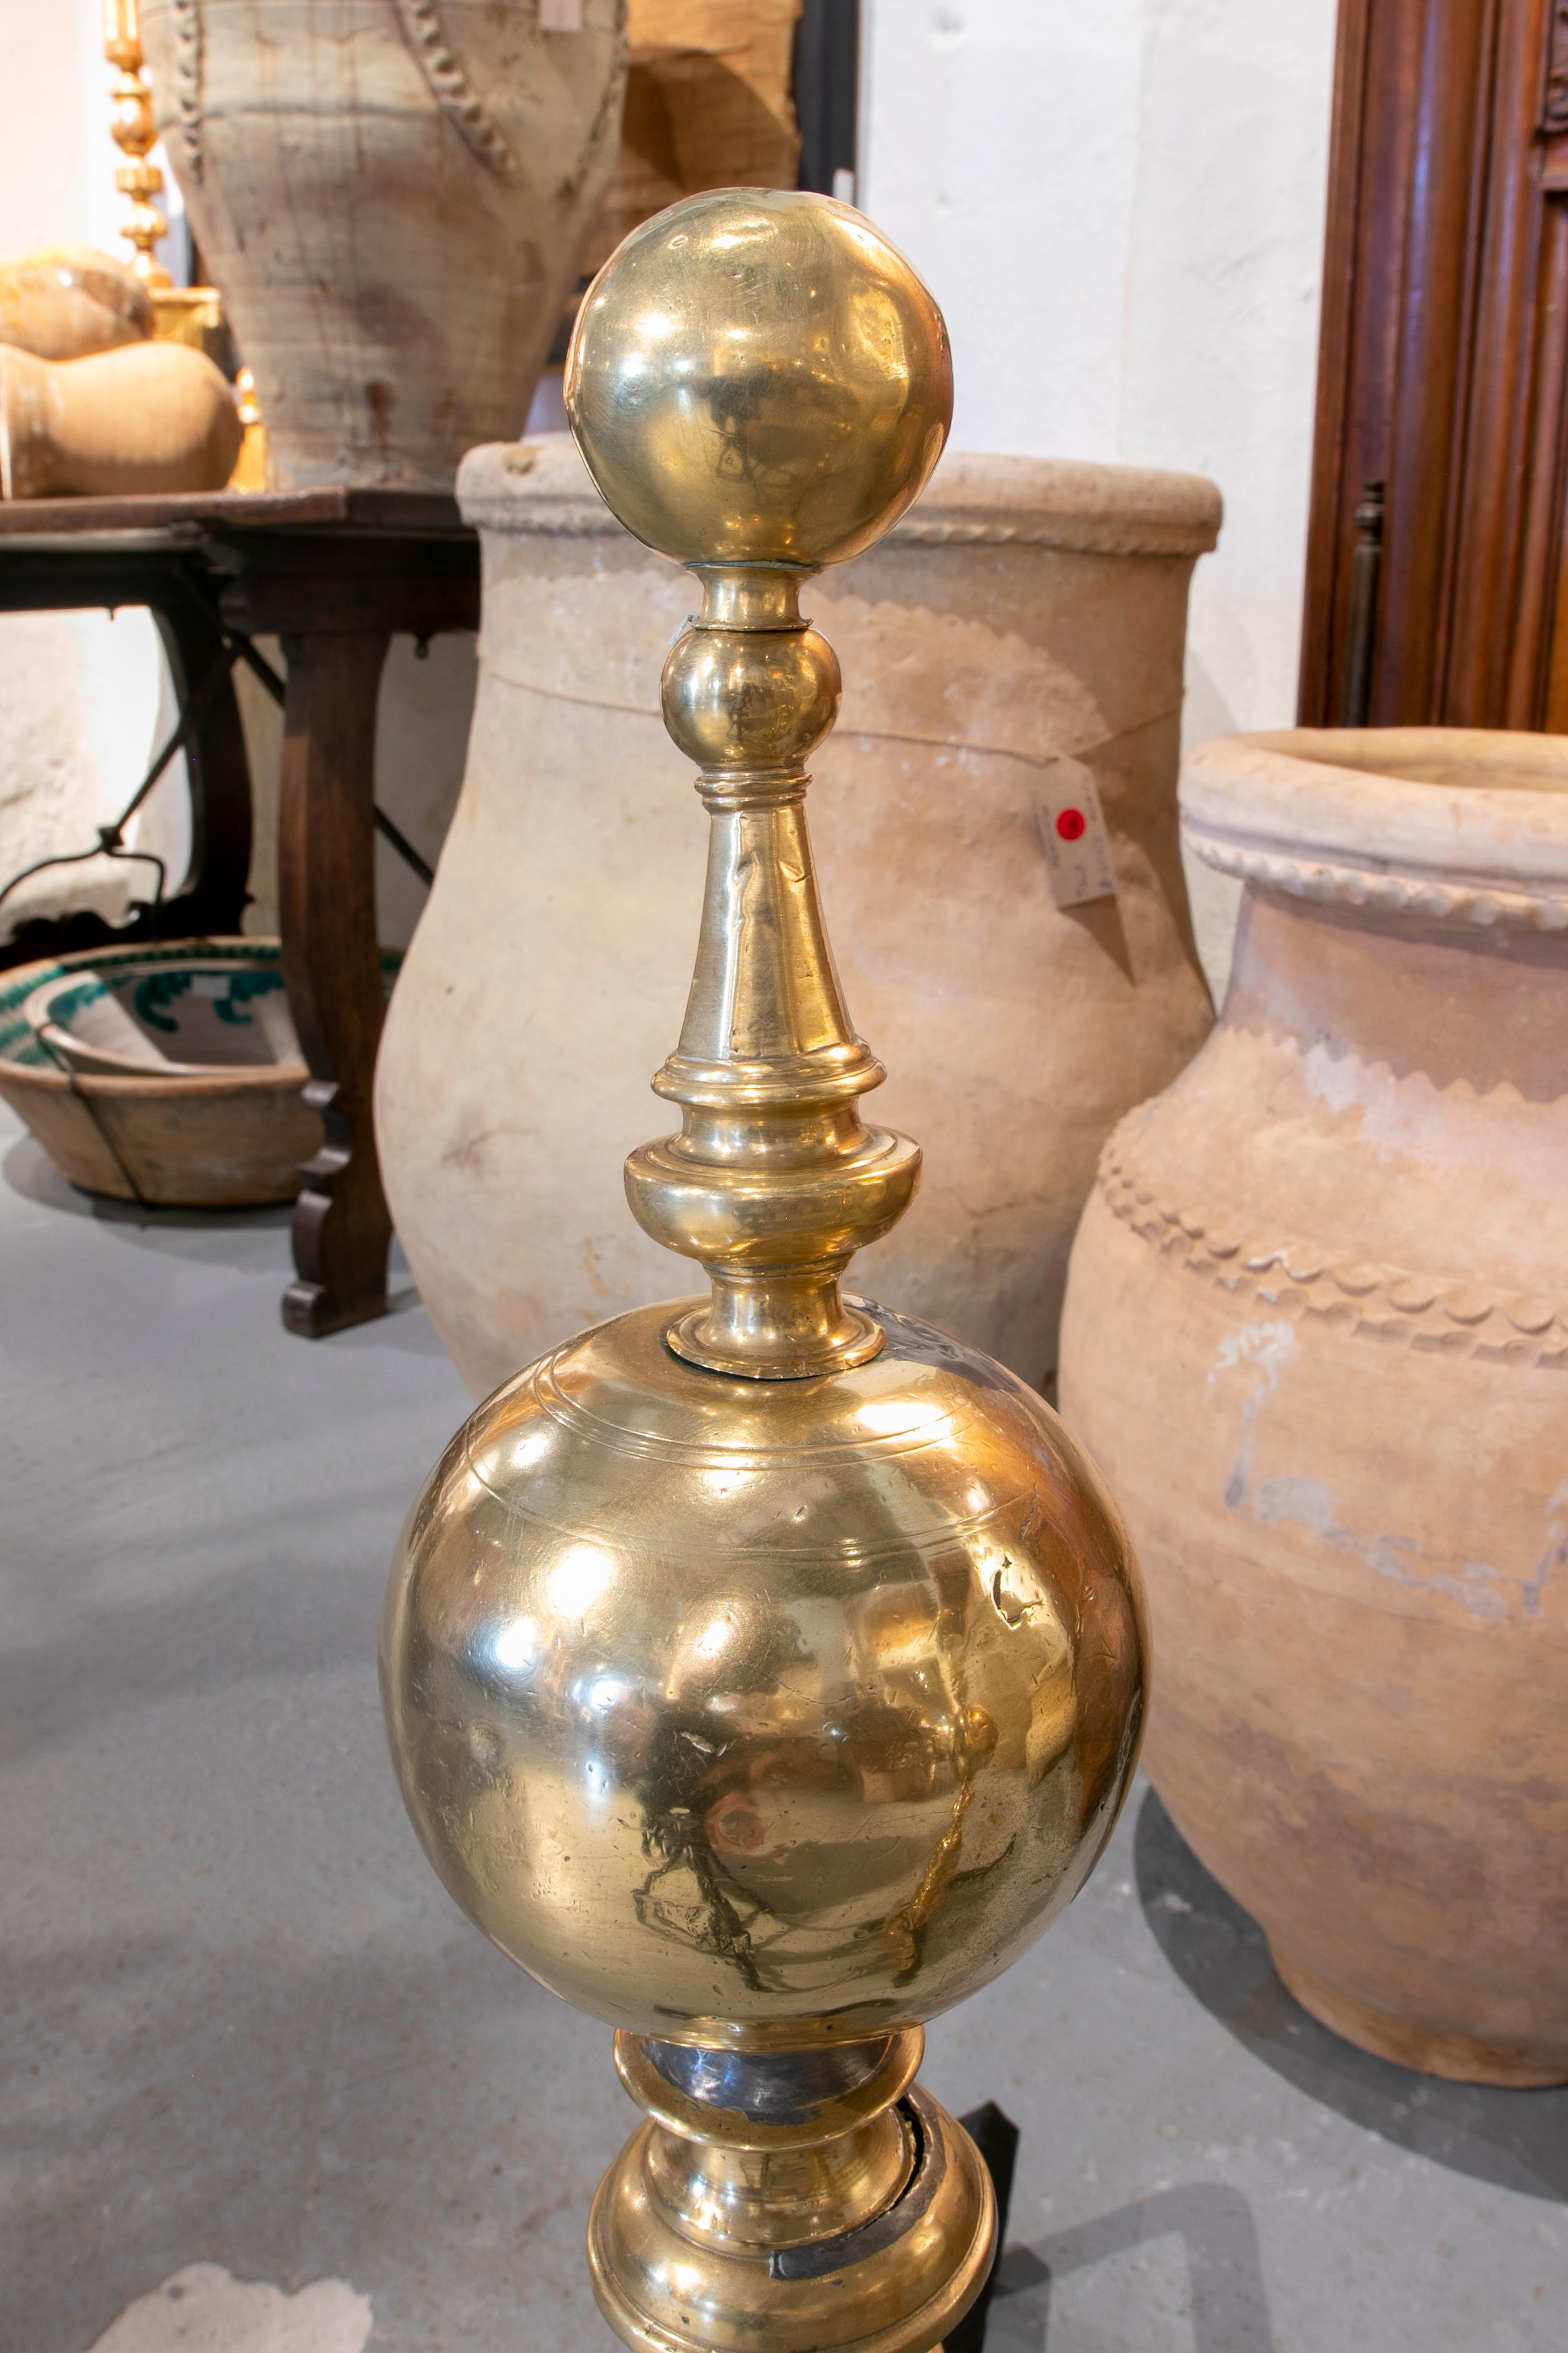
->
105 0 170 290
382 190 1148 2353
104 0 257 455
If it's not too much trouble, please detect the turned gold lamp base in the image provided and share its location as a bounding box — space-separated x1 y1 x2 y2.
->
589 2031 995 2353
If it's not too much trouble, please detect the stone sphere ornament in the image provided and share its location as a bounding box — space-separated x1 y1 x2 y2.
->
382 190 1148 2353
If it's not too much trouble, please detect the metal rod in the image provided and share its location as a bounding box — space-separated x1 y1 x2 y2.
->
0 642 238 917
373 805 434 888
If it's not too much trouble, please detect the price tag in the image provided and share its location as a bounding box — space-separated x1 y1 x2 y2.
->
540 0 583 26
1035 759 1117 908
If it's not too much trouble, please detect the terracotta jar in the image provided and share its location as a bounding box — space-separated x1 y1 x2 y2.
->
1060 726 1568 2085
139 2 627 488
375 433 1218 1397
0 340 240 498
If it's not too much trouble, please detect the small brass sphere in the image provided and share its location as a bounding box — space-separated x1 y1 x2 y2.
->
381 1301 1145 2047
563 190 953 569
662 624 841 773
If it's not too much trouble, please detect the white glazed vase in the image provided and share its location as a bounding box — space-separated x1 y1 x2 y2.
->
375 434 1220 1397
140 1 628 489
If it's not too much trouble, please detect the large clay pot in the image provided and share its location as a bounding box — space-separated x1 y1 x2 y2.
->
375 433 1219 1396
139 2 627 489
1060 726 1568 2085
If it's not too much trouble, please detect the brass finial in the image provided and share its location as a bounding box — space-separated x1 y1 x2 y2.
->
564 191 951 1379
105 1 171 291
101 0 260 480
383 189 1146 2353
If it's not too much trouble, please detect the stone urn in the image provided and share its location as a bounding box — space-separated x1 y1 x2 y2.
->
139 2 628 488
1060 726 1568 2085
374 433 1219 1396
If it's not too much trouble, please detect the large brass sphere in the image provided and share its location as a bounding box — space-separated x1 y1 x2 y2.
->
563 189 952 569
381 1299 1146 2047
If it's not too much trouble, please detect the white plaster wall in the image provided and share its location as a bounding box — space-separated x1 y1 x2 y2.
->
0 0 191 949
859 0 1340 991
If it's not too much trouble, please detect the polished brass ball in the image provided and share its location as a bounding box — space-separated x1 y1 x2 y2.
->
381 1300 1146 2048
563 189 953 569
662 623 841 773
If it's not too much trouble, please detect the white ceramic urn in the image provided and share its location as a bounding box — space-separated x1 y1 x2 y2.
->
140 2 628 488
375 433 1220 1396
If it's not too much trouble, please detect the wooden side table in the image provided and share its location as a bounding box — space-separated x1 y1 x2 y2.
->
0 487 479 1336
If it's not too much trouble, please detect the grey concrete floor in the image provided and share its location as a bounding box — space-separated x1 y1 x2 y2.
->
2 1093 1564 2353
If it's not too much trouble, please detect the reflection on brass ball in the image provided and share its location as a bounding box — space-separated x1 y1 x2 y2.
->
564 189 953 569
382 1302 1144 2045
662 624 841 772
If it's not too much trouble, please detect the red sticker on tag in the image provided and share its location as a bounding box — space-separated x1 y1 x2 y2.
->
1035 761 1117 907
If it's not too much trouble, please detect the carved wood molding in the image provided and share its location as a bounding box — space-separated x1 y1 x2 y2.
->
1545 0 1568 127
1299 0 1568 735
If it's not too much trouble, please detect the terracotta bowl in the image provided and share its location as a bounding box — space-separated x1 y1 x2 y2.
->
0 939 392 1210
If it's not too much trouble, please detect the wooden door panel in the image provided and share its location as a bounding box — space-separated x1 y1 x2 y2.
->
1300 0 1568 733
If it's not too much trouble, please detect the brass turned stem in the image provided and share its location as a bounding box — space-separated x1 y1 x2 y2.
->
622 561 922 1380
105 0 171 290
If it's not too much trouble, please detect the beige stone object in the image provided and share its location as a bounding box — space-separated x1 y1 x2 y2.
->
0 339 240 499
138 1 628 491
374 433 1219 1398
1059 725 1568 2085
0 244 152 361
586 0 802 270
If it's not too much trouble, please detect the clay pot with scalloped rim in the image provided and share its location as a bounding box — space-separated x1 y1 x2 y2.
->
1060 725 1568 2085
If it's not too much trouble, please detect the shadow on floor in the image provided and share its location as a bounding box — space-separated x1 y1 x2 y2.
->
2 1134 429 1334
990 2183 1277 2352
1135 1785 1568 2203
2 1132 293 1253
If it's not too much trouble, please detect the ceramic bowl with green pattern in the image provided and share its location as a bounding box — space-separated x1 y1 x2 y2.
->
24 950 305 1079
0 940 395 1207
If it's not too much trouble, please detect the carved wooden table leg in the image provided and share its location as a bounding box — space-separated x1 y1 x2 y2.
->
149 580 253 936
277 628 393 1337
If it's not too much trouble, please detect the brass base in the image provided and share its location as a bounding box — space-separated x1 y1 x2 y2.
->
588 2030 996 2353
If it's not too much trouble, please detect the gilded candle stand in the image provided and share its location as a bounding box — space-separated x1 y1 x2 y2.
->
381 190 1148 2353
